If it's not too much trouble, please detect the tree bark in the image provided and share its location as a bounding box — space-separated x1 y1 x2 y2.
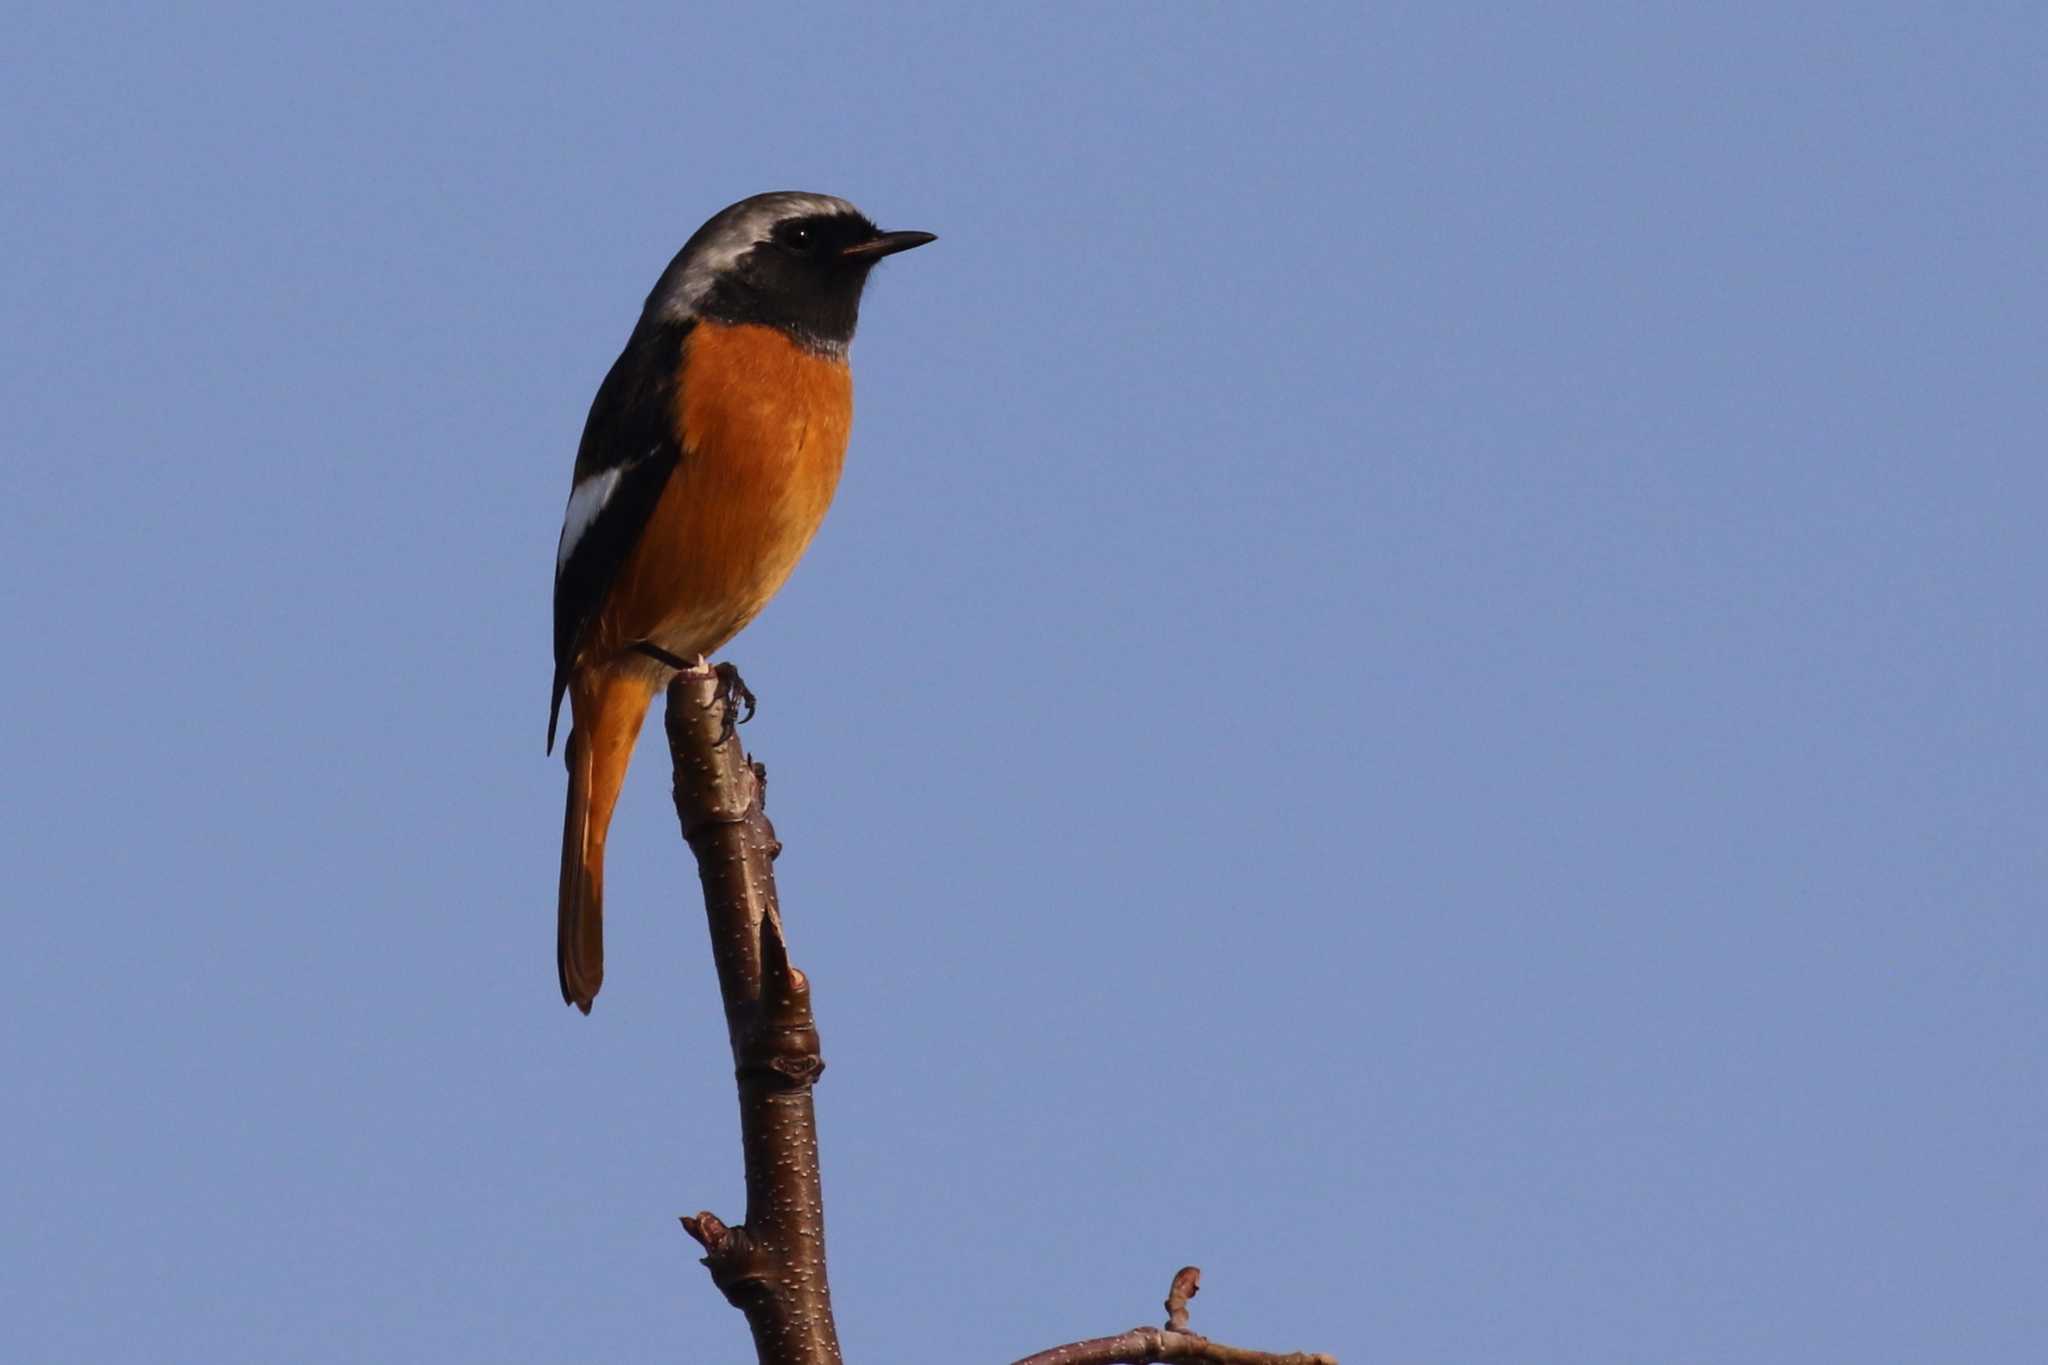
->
666 666 839 1365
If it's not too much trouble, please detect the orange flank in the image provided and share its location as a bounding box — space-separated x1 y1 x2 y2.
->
586 320 854 668
557 320 855 1013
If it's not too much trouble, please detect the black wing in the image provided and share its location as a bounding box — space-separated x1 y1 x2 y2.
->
548 317 694 752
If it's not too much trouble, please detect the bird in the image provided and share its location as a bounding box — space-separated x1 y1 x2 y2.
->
548 191 934 1013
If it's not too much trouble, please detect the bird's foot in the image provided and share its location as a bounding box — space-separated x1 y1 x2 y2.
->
713 662 756 741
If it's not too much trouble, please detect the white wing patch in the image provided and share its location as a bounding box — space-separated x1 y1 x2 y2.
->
556 468 622 577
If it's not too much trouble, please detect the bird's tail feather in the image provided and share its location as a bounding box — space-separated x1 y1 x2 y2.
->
557 670 655 1013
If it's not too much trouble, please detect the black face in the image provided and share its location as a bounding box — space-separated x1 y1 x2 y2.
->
698 212 889 353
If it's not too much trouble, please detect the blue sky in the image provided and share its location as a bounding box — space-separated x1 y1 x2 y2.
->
4 4 2043 1361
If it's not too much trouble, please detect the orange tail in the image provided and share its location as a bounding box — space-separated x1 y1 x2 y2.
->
557 669 657 1012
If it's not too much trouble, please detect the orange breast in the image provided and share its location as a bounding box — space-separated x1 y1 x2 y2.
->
595 321 854 662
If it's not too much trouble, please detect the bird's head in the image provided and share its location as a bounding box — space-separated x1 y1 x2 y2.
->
650 191 935 356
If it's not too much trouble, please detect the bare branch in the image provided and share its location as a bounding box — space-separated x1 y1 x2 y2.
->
1008 1268 1335 1365
661 670 1330 1365
1007 1328 1335 1365
666 666 840 1365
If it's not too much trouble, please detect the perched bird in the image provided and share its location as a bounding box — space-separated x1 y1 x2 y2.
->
549 191 933 1013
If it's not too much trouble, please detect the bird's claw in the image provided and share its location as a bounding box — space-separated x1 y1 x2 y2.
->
713 662 756 741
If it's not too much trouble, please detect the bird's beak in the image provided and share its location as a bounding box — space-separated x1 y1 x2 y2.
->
841 230 937 260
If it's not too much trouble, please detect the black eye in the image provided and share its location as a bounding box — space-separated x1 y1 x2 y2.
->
784 224 815 252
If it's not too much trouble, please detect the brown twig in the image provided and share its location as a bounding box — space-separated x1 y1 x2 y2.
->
666 666 839 1365
661 669 1329 1365
1007 1268 1336 1365
1164 1266 1200 1332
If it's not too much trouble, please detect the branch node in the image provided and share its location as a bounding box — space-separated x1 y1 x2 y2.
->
734 1002 827 1091
1165 1265 1201 1331
766 1051 826 1087
679 1210 730 1253
680 1215 777 1312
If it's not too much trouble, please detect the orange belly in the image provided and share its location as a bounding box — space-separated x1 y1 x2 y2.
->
591 321 853 664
